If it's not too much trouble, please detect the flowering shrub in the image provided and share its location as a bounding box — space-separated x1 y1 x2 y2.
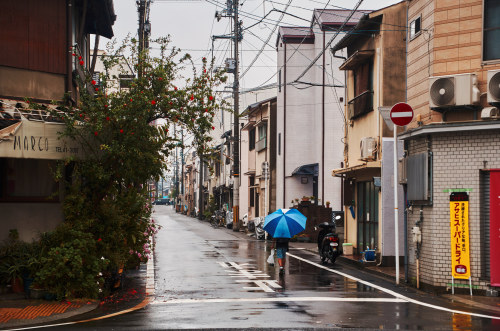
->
27 37 227 299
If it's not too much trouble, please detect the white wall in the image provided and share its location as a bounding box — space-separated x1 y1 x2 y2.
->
276 30 346 210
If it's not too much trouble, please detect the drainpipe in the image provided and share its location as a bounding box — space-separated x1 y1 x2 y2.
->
283 43 287 208
404 0 410 284
415 208 423 289
66 0 73 104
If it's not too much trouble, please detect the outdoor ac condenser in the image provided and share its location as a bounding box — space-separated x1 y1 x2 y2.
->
487 69 500 105
429 73 479 108
360 137 377 161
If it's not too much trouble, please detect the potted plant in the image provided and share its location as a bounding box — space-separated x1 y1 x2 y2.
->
326 201 331 208
301 196 310 202
7 260 25 293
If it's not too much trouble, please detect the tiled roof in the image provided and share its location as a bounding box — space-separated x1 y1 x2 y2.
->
278 26 314 38
313 9 372 28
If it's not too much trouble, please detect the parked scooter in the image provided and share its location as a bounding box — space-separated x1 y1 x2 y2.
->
315 215 342 264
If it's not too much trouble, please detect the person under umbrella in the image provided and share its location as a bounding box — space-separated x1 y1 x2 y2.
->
264 209 307 275
270 237 289 274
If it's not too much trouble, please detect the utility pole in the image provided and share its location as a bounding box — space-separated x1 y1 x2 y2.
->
137 0 151 78
214 1 241 231
232 0 240 231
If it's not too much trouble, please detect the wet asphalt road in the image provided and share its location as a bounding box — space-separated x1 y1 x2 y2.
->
33 206 500 330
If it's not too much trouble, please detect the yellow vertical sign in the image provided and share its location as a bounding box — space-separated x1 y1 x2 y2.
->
449 192 471 279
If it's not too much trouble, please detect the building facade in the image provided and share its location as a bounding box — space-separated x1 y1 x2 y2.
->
0 0 115 241
275 10 366 213
330 2 407 263
403 0 500 292
240 97 277 221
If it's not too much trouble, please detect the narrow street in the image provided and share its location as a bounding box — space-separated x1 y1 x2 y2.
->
31 206 500 330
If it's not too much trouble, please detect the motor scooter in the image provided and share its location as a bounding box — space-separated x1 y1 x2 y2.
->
315 215 341 264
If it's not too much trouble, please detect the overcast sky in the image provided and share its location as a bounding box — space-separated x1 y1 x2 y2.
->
109 0 403 90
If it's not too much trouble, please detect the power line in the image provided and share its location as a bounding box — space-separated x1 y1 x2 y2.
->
239 0 292 80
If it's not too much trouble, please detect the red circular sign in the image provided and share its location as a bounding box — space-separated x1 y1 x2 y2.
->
390 102 413 126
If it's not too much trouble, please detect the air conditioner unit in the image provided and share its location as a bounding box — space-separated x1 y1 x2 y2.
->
487 70 500 105
429 73 479 108
360 137 377 161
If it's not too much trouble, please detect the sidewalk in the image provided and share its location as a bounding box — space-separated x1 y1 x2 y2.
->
0 293 99 329
0 264 150 330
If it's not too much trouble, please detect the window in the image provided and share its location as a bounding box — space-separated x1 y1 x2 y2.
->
258 124 267 140
278 70 282 92
256 125 267 151
483 0 500 61
349 60 374 119
0 158 58 201
410 16 421 39
249 177 255 207
278 133 281 155
249 128 256 151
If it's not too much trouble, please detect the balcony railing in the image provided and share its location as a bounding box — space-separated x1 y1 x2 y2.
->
256 138 267 152
347 90 373 120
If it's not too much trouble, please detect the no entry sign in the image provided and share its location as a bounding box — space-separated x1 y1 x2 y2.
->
390 102 413 126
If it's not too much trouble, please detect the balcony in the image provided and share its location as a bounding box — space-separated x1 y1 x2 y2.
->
256 138 267 152
348 90 373 120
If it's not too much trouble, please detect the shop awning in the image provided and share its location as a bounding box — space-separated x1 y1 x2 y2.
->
331 161 381 176
292 163 318 176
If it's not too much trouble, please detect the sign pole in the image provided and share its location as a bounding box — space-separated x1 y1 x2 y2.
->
390 102 413 286
393 125 399 285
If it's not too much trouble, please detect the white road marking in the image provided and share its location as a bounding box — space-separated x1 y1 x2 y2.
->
150 297 407 305
287 252 500 320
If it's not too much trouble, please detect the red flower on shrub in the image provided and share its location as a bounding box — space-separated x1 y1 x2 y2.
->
120 129 124 133
151 100 156 105
97 238 102 242
79 60 84 65
94 131 98 136
106 116 110 121
91 80 96 85
209 96 214 101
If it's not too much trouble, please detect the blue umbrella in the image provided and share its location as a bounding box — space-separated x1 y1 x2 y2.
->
263 209 307 238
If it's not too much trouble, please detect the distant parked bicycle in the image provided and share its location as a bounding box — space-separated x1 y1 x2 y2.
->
211 209 226 228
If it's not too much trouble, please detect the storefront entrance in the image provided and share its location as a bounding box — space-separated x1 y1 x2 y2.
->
356 181 379 252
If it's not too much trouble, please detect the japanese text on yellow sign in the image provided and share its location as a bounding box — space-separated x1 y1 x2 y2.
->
449 195 471 279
